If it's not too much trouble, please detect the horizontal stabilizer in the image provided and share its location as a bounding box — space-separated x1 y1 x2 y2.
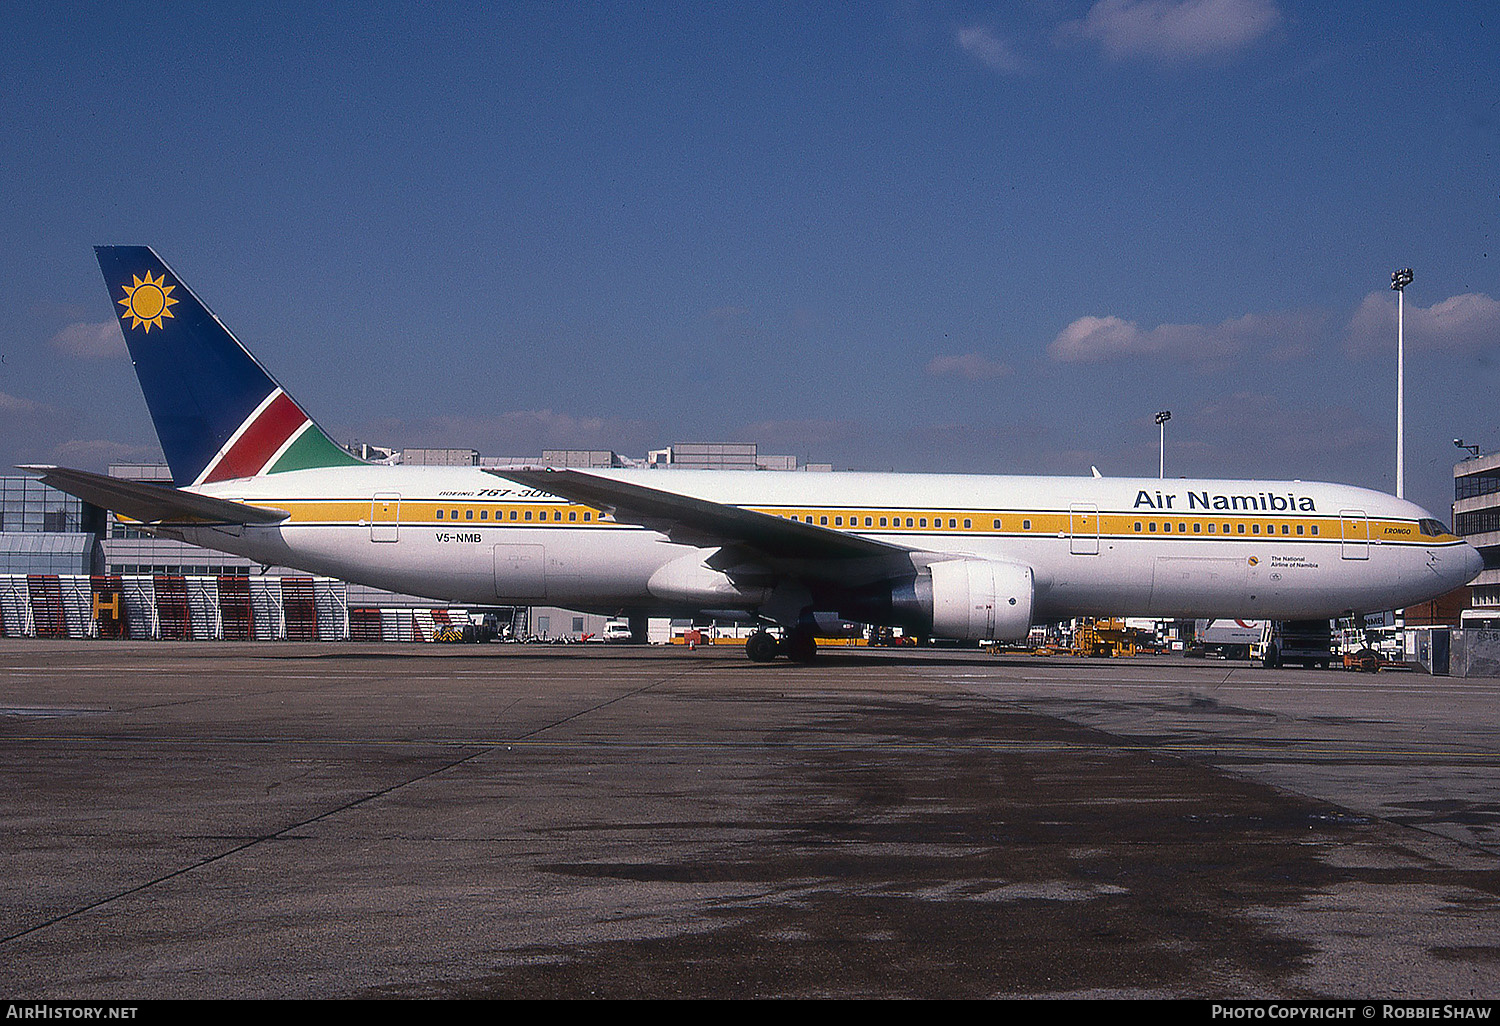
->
18 465 289 525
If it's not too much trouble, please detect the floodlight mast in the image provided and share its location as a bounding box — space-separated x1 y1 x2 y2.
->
1392 268 1413 499
1155 410 1171 479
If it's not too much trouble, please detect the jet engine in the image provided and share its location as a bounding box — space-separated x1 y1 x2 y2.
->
838 558 1034 641
928 558 1034 641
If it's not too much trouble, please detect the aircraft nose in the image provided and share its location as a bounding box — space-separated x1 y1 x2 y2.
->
1442 541 1486 590
1461 542 1485 585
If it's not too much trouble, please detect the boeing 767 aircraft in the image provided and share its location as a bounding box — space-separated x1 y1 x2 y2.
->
23 247 1482 662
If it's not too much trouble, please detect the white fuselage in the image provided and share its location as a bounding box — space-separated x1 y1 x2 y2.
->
177 466 1481 625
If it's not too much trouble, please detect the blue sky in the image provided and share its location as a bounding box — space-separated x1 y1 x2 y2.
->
1 1 1496 517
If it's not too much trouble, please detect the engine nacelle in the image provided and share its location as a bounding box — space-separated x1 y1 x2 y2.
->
928 559 1034 642
838 559 1036 642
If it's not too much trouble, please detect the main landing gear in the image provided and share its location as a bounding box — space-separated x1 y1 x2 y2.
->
744 628 817 664
745 630 779 663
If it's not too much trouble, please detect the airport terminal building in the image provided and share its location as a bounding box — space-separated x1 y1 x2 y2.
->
1454 451 1500 613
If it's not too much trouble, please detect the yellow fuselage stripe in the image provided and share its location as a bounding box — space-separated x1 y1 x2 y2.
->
238 499 1460 546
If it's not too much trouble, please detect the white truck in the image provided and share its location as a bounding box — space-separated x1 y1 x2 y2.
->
1254 620 1336 669
1188 619 1265 660
601 620 634 642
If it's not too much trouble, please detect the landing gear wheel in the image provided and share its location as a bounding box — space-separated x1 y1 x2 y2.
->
1354 647 1380 673
745 630 779 663
784 629 818 664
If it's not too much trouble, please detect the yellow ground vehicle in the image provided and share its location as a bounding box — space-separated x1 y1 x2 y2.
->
1073 618 1141 658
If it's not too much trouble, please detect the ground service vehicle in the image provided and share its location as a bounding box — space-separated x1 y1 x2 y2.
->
1189 619 1265 660
1257 620 1335 669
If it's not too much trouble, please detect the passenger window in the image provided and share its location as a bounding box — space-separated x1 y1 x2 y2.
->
880 517 888 527
1134 522 1142 532
820 516 828 525
466 509 473 520
906 517 914 527
1164 522 1171 532
1023 519 1031 530
865 517 873 527
835 516 843 526
1297 524 1303 535
1149 522 1157 532
1311 526 1318 536
436 509 444 519
963 519 971 529
1253 524 1260 534
510 510 517 520
569 511 577 521
919 518 927 528
480 510 488 520
994 518 1002 530
1237 524 1245 534
525 511 532 521
1207 523 1215 533
1193 523 1201 533
1179 523 1186 532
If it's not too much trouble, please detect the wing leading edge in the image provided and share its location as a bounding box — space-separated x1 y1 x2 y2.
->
485 468 909 562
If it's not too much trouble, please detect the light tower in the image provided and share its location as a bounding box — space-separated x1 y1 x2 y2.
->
1155 410 1171 479
1392 267 1413 498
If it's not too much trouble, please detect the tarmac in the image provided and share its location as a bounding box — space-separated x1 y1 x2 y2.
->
3 639 1500 999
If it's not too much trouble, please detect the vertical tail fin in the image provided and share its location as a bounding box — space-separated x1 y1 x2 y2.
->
95 246 363 487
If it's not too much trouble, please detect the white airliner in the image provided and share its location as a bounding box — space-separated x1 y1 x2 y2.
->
24 247 1482 662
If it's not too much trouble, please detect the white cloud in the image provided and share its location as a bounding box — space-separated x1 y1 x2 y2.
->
1047 309 1319 366
739 418 862 448
49 320 127 359
925 353 1014 381
0 391 83 468
0 391 57 419
1061 0 1281 61
1193 391 1380 457
955 25 1030 74
48 438 162 470
1344 291 1500 356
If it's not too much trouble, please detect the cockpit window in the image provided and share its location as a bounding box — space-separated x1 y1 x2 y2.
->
1418 518 1451 537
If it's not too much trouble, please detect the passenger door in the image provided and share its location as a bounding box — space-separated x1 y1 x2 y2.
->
1339 509 1370 560
1069 503 1100 555
370 493 400 543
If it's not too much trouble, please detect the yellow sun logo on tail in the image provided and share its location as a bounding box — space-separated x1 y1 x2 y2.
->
118 270 179 332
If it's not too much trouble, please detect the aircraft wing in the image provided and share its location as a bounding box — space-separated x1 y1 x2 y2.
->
19 465 290 525
486 468 909 562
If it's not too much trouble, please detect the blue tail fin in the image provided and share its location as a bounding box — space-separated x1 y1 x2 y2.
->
95 246 361 487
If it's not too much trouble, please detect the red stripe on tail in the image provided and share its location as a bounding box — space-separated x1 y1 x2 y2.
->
202 393 307 483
